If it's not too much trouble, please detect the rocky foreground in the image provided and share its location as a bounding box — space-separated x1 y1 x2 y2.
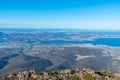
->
0 68 120 80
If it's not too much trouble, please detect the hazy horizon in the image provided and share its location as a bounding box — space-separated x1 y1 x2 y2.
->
0 0 120 30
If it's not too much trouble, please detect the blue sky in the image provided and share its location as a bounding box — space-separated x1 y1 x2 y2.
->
0 0 120 29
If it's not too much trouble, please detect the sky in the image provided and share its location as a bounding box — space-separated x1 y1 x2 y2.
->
0 0 120 29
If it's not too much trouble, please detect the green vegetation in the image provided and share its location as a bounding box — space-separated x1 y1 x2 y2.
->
70 75 79 80
96 70 114 77
28 77 35 80
84 74 95 80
